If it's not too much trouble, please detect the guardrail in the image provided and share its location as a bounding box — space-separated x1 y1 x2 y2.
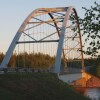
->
0 68 52 74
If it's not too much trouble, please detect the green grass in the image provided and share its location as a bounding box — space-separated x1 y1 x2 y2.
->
0 72 90 100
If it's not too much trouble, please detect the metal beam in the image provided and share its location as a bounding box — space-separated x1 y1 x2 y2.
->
65 59 82 62
65 43 80 55
55 6 74 73
39 31 58 41
23 32 37 41
32 17 61 30
64 36 79 38
63 48 81 50
17 40 59 44
28 20 59 24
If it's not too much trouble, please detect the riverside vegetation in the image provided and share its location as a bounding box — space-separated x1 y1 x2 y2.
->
0 73 90 100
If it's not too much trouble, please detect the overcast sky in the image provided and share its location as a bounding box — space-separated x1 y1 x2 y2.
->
0 0 98 53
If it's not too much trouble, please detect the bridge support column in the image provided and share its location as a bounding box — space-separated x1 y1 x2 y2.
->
54 27 65 73
54 6 74 73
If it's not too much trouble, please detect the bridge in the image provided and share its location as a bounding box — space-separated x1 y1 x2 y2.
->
0 7 100 87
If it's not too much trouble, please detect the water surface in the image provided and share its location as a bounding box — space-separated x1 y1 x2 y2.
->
84 88 100 100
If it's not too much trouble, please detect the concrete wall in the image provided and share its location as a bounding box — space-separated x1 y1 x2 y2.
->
82 72 91 81
58 73 82 83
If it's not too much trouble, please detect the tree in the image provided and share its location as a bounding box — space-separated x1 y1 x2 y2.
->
80 1 100 56
8 53 17 68
0 52 4 64
95 56 100 77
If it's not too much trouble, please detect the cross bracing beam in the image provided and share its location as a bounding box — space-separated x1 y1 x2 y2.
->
32 17 61 30
52 12 66 16
64 43 81 55
23 32 37 41
27 16 63 24
38 7 68 13
64 54 82 62
64 33 79 43
64 36 79 38
64 59 82 62
25 17 61 32
63 47 81 50
28 21 60 24
24 23 42 31
39 31 58 41
17 40 59 44
22 31 59 42
50 13 64 19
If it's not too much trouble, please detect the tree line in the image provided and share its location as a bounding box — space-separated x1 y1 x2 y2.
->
0 52 55 69
0 52 100 77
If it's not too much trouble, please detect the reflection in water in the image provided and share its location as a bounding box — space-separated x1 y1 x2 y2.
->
76 88 100 100
84 88 100 100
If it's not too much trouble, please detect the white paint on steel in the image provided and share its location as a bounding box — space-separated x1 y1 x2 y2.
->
54 6 74 73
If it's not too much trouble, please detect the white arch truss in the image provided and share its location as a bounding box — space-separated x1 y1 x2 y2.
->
0 6 84 73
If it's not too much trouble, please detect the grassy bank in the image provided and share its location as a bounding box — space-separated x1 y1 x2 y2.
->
0 73 90 100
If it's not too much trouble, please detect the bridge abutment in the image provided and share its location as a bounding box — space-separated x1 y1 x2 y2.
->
58 71 100 88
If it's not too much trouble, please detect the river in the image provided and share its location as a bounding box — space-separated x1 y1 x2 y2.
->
84 88 100 100
58 74 100 99
76 88 100 100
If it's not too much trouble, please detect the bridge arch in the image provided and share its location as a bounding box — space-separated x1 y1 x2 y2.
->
0 7 84 73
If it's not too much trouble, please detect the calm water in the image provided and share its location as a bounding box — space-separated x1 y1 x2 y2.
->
84 88 100 100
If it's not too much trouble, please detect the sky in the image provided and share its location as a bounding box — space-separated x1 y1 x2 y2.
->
0 0 99 53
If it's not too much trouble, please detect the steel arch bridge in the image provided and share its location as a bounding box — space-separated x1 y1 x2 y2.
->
0 6 84 73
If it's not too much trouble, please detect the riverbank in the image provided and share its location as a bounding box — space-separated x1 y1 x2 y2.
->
0 73 90 100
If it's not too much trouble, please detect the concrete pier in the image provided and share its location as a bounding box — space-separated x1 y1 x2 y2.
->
58 71 100 88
